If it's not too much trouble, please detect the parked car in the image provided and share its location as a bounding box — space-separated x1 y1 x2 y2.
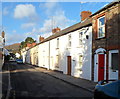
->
94 80 120 99
16 59 23 64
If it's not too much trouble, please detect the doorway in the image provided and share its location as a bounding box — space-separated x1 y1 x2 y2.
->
67 56 71 75
98 54 105 81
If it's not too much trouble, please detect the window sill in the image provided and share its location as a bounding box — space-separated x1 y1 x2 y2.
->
77 45 83 48
112 70 118 72
110 69 118 72
95 37 106 40
56 48 59 50
66 47 71 49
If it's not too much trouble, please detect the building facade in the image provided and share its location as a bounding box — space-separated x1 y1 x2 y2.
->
22 1 120 82
23 18 93 81
92 1 120 82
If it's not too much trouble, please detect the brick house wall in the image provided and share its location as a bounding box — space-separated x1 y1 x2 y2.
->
92 2 120 81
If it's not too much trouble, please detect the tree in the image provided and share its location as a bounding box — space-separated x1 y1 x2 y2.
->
20 41 26 49
25 37 36 44
20 37 36 49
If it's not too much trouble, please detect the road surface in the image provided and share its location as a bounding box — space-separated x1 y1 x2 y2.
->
2 62 93 98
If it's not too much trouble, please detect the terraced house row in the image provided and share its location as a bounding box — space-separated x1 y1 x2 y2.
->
21 1 120 82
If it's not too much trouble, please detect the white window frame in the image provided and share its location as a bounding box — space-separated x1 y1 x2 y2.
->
79 55 83 68
109 50 119 71
98 16 105 38
79 32 83 46
56 38 59 49
68 34 71 48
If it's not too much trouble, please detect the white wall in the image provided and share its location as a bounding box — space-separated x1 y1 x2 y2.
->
69 26 92 80
38 42 49 69
22 51 27 63
25 26 92 81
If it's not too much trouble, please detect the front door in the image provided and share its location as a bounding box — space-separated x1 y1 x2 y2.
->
67 56 71 75
98 54 105 81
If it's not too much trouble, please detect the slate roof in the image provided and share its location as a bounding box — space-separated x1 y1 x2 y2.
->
90 0 120 17
39 18 92 44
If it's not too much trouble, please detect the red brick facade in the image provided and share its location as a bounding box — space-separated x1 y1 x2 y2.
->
92 2 120 81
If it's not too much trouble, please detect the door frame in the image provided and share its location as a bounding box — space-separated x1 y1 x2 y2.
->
94 48 106 82
108 50 119 80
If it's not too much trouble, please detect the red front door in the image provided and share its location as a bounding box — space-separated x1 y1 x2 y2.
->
98 54 105 81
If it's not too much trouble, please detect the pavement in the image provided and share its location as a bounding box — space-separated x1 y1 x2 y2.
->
26 64 97 93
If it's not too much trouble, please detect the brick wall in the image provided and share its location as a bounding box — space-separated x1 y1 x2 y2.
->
92 3 120 80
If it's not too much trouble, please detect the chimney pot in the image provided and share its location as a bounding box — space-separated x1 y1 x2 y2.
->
39 36 44 42
52 27 60 34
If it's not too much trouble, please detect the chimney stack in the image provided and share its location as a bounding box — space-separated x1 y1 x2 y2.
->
52 27 60 34
81 11 92 21
39 36 44 42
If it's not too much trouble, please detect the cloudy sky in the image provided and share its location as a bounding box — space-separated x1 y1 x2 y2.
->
1 1 113 45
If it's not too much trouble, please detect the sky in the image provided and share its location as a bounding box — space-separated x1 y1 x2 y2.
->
1 0 114 45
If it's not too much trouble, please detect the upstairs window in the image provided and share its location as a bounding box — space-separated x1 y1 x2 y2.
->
79 32 83 46
68 34 71 47
98 16 105 38
57 38 59 49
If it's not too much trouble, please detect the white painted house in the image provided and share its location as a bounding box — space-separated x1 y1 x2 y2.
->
23 17 93 81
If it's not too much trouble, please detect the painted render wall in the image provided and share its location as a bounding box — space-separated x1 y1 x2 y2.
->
38 42 50 69
23 26 92 81
37 26 92 80
30 46 38 66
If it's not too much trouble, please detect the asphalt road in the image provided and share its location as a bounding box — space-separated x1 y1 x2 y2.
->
2 62 93 99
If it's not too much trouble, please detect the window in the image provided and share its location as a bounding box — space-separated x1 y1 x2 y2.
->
79 32 83 46
68 34 71 47
57 38 59 48
79 55 83 68
111 53 119 70
55 55 59 68
98 16 105 38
